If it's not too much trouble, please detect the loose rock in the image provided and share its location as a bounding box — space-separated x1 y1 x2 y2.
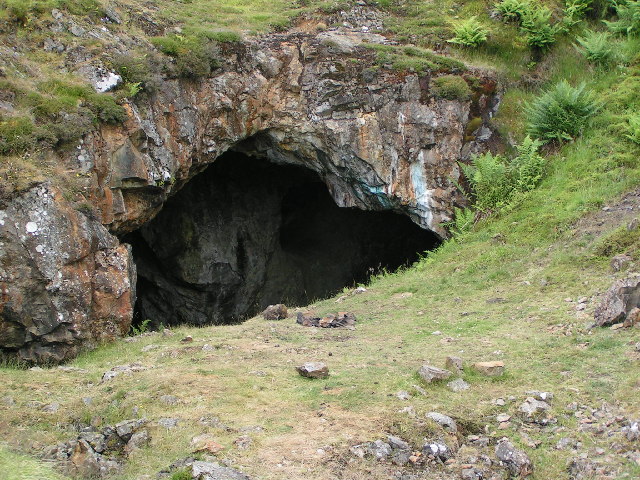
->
447 378 470 392
418 364 452 383
495 438 533 477
262 304 288 320
296 362 329 379
473 361 505 376
445 356 463 373
426 412 457 433
593 276 640 327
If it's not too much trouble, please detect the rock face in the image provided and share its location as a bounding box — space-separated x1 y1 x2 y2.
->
593 276 640 327
0 184 135 363
86 33 498 238
0 30 499 362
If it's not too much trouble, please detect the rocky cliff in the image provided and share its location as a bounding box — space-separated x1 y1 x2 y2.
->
0 28 499 363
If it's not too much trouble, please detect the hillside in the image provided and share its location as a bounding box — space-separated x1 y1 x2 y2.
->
1 1 640 479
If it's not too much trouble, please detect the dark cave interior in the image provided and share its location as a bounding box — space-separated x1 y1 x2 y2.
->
124 151 441 327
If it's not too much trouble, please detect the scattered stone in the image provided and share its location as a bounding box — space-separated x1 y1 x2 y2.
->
181 336 193 343
354 286 367 294
115 419 147 441
445 356 463 373
296 362 329 379
495 398 506 406
427 412 457 433
396 390 411 400
234 435 252 450
422 440 452 461
191 460 251 480
623 421 639 441
495 438 533 477
262 304 288 320
141 344 160 352
496 414 511 423
42 402 60 413
124 430 149 455
624 307 640 327
353 440 392 460
519 397 551 422
461 467 484 480
431 330 442 335
104 6 122 24
191 434 223 454
447 378 470 392
159 395 178 405
2 396 15 406
525 391 553 403
473 361 505 376
412 384 427 396
556 437 576 450
202 344 216 351
635 342 640 352
593 275 640 327
157 418 179 429
102 363 147 382
418 364 452 384
57 366 88 373
296 311 356 328
162 329 174 337
611 254 633 272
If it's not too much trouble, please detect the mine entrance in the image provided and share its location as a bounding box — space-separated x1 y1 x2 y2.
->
124 151 440 327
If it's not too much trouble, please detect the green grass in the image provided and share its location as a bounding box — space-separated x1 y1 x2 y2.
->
0 445 70 480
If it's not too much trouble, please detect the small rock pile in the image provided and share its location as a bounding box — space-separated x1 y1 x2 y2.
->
158 457 250 479
42 419 149 478
296 311 356 328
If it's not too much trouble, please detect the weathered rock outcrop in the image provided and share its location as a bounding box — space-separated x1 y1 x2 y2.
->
0 29 499 362
0 184 134 363
83 32 498 237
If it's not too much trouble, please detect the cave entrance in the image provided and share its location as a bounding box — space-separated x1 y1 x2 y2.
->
124 151 441 327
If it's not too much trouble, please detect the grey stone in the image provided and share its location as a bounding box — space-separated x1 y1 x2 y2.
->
495 438 533 477
115 419 146 440
418 364 452 383
593 276 640 327
262 304 288 320
124 429 149 455
159 395 178 405
422 440 451 461
387 436 410 451
447 378 470 392
296 362 329 379
426 412 457 433
445 355 463 373
191 460 251 480
367 440 392 459
157 418 179 429
42 402 60 413
519 397 551 422
611 254 633 272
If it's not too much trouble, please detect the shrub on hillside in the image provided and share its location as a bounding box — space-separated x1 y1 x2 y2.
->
459 136 546 211
525 80 600 142
495 0 533 22
605 0 640 36
151 34 221 79
432 75 472 101
520 5 557 49
448 17 489 47
575 30 614 64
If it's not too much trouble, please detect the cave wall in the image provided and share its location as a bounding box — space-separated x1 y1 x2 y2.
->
129 153 439 327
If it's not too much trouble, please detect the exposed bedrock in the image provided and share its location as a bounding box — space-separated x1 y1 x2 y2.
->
0 31 499 362
126 153 439 327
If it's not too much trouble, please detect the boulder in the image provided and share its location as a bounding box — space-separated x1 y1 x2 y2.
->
445 355 463 373
0 185 135 364
473 361 505 376
426 412 457 433
262 304 288 320
191 460 251 480
418 364 452 383
593 276 640 327
495 438 533 477
296 362 329 379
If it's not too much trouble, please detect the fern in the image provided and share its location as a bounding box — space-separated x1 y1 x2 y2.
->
525 80 600 142
575 30 614 64
448 17 489 47
605 0 640 36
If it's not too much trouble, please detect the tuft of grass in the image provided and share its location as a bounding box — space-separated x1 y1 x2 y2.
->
432 74 472 100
